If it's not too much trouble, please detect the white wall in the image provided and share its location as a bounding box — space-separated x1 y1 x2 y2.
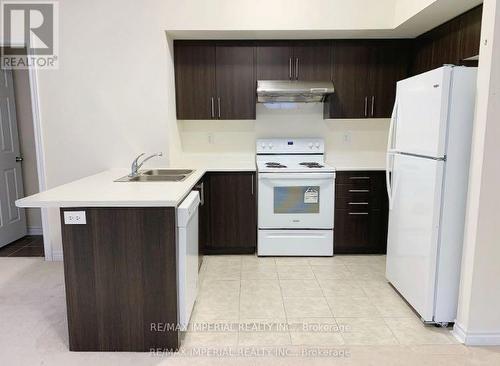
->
12 69 42 232
179 104 388 169
454 0 500 345
37 0 172 257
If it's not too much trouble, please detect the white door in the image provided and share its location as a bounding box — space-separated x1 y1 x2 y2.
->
394 66 452 158
258 173 334 229
0 68 26 248
385 153 444 321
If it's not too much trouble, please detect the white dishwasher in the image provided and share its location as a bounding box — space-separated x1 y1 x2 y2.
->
177 191 200 331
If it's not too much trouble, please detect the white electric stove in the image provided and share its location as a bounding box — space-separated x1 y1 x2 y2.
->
256 138 335 256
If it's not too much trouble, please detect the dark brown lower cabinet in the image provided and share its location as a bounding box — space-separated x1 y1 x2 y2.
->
60 207 178 352
200 172 257 254
334 209 388 254
334 171 389 254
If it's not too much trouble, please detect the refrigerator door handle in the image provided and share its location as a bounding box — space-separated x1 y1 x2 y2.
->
386 99 399 210
388 97 398 151
386 153 393 210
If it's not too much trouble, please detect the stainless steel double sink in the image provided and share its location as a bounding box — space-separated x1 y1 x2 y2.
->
115 169 194 182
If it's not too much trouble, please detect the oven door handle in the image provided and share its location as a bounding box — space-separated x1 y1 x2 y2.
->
259 173 335 180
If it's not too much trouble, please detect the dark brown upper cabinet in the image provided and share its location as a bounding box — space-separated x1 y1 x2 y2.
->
174 6 481 121
174 42 216 120
411 5 482 75
256 41 293 80
326 40 372 119
215 43 256 119
292 41 332 80
412 34 435 75
458 5 482 61
256 40 331 81
174 41 256 120
371 40 411 118
325 40 409 119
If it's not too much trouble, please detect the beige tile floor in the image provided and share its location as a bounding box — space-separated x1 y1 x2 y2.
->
2 257 500 366
184 254 457 349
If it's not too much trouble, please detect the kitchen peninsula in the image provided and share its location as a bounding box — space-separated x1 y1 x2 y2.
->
16 163 256 352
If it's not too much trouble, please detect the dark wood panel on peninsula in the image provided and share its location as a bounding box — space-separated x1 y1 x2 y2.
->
60 207 178 352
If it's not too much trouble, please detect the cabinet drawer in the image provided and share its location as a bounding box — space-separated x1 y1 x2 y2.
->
335 188 371 209
336 183 371 196
336 187 387 209
335 171 388 210
336 173 372 189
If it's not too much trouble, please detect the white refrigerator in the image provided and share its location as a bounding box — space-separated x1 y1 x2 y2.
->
385 66 477 325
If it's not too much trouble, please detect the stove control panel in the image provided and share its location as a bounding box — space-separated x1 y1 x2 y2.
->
256 138 324 154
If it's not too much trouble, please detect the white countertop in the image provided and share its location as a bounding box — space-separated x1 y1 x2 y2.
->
14 153 385 209
334 167 385 171
16 158 256 208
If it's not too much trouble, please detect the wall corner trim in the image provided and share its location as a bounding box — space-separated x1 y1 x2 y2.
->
50 250 63 262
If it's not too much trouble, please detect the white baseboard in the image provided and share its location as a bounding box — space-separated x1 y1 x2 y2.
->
27 226 43 235
51 250 63 261
452 322 467 343
453 321 500 345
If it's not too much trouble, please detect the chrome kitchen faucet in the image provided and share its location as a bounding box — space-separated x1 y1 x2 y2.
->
130 152 163 177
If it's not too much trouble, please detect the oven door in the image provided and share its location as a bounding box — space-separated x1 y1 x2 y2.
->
258 172 335 229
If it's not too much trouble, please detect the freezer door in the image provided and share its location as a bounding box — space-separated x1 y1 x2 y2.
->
394 67 452 158
386 154 444 322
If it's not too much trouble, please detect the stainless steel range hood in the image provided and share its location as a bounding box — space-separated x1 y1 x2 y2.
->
257 80 335 103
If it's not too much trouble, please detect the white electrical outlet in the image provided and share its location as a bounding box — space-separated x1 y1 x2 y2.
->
208 133 214 144
64 211 86 225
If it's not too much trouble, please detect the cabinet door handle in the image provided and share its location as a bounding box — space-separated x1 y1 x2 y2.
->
289 57 292 80
195 182 205 206
349 176 370 180
349 189 370 193
210 97 215 119
217 97 221 119
349 212 369 215
348 202 369 205
295 57 299 80
251 175 254 195
371 96 375 117
364 97 368 117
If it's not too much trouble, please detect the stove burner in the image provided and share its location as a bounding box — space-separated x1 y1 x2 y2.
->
300 162 324 168
266 162 287 168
